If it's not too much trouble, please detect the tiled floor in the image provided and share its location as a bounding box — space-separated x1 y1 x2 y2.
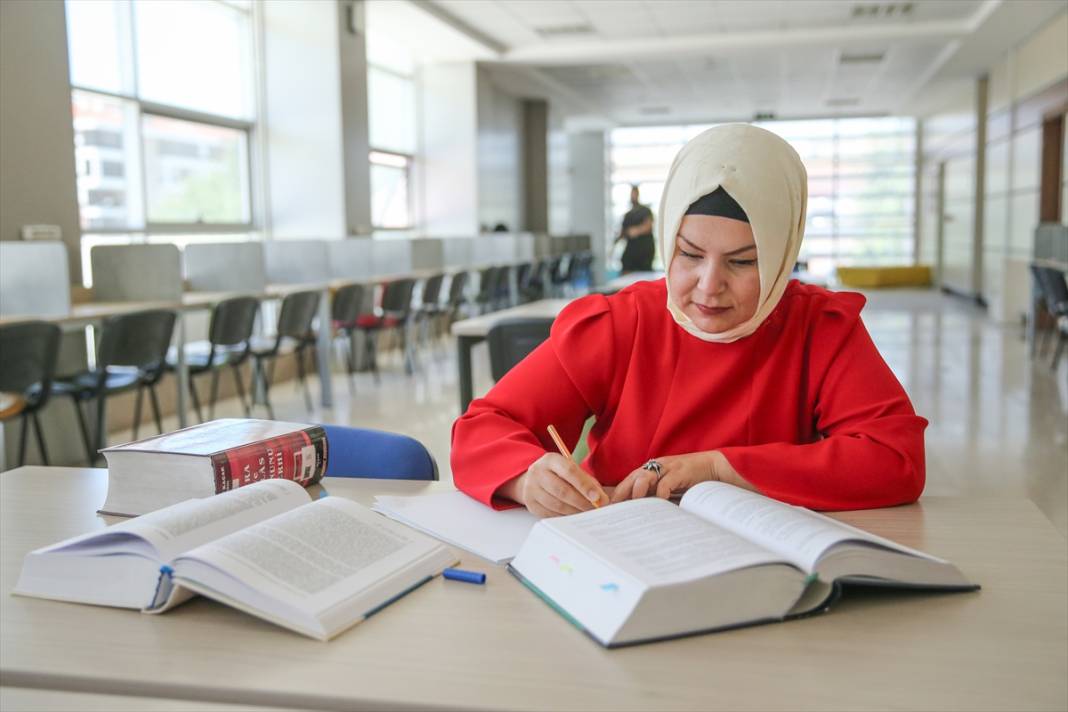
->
138 288 1068 536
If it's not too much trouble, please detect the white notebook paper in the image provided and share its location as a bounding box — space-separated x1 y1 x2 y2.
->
372 491 537 564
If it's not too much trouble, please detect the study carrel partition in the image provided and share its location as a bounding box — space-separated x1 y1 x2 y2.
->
183 242 267 293
263 240 333 407
0 242 70 319
89 244 192 426
0 242 73 470
89 244 183 303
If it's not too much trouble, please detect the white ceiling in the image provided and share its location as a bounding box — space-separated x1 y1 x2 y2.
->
411 0 1066 125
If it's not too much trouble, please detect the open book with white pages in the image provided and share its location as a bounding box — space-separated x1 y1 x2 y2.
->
509 482 978 648
15 480 457 641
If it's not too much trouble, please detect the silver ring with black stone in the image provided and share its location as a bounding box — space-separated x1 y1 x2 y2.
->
641 459 663 482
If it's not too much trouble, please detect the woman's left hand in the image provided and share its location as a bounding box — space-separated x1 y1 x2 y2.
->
609 451 754 504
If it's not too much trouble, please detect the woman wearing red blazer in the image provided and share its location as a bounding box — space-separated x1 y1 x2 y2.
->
452 124 926 518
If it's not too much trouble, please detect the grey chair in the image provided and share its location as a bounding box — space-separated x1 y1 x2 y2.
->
493 264 514 310
486 317 554 382
414 272 446 349
356 278 417 378
0 321 61 466
568 251 594 294
444 270 470 327
475 266 500 314
168 296 260 422
53 309 176 463
521 259 549 302
1031 265 1068 368
326 282 367 391
250 290 320 418
547 255 566 297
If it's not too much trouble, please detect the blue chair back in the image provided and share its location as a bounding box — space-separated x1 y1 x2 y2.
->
321 425 438 481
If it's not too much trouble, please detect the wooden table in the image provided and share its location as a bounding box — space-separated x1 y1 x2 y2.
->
450 299 571 412
0 687 308 711
597 271 663 294
2 466 1065 711
0 287 341 428
0 392 25 421
0 393 26 472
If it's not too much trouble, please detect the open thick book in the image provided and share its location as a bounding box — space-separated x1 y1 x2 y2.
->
15 480 457 641
509 482 977 648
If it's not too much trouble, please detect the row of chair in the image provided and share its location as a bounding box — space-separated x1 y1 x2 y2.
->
474 252 594 314
0 251 596 468
0 272 460 467
0 293 319 467
1030 264 1068 368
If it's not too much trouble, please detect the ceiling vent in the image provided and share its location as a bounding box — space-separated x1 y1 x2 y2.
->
851 3 913 18
826 98 862 107
533 23 595 38
639 106 672 116
753 111 777 121
839 51 886 65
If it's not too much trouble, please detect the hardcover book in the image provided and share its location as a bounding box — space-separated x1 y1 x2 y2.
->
100 418 327 517
509 482 977 647
15 479 458 641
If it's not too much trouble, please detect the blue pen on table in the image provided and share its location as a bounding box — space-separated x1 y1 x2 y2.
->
443 568 486 585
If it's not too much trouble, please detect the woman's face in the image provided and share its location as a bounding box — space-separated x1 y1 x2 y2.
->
667 214 761 334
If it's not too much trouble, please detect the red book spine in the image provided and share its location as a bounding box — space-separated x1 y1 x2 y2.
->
210 426 328 494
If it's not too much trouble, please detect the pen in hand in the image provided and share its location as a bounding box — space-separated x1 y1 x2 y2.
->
546 424 603 508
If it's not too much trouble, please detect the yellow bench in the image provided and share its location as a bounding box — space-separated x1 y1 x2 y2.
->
836 265 932 288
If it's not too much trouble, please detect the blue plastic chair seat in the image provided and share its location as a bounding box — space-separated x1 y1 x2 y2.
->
321 424 437 481
166 342 247 371
52 367 142 398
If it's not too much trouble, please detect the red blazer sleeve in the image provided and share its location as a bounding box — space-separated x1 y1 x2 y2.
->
719 293 928 510
450 295 616 508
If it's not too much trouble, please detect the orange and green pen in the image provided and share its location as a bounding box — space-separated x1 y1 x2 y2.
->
547 424 602 508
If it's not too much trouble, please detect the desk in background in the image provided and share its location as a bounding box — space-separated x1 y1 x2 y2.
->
450 299 571 413
1 466 1065 711
597 270 663 294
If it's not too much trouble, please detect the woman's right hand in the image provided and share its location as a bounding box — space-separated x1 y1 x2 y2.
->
501 453 608 518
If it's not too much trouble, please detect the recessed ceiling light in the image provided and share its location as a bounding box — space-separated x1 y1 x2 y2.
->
533 23 594 38
839 52 886 64
826 98 861 106
851 3 913 18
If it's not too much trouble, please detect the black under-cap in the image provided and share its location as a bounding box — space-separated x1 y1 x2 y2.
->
684 186 749 223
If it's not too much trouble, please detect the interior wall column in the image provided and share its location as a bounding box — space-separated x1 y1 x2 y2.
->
522 99 548 233
337 0 373 236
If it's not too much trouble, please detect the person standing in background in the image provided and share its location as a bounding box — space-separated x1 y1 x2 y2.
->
616 185 656 273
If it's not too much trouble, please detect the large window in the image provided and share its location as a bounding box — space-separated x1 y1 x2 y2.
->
366 28 416 230
66 0 256 241
609 118 916 277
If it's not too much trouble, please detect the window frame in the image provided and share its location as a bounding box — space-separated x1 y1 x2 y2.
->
67 0 257 236
366 51 417 231
609 117 918 275
368 148 415 231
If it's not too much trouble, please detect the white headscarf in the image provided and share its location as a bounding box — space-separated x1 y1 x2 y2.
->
658 123 808 343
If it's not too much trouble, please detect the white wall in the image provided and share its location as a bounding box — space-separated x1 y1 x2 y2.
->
983 11 1067 323
262 0 347 239
547 113 572 236
917 10 1068 321
337 0 373 235
418 62 479 237
0 0 82 282
476 67 523 233
918 81 979 298
568 131 608 283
